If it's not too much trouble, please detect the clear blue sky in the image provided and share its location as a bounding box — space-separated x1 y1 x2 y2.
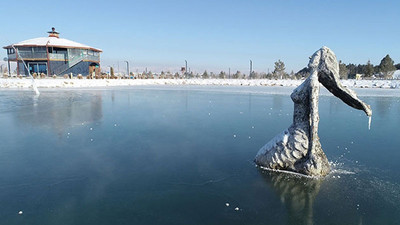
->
1 0 399 74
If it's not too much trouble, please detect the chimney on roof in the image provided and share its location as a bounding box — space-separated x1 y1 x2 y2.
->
48 27 60 38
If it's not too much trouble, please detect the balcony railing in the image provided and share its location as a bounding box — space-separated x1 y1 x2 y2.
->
7 53 16 60
8 52 99 62
85 55 100 62
16 52 48 59
49 53 67 60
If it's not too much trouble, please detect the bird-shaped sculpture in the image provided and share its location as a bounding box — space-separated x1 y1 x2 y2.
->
255 46 372 177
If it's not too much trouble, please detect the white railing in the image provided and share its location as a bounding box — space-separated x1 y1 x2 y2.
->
49 53 67 60
15 52 48 59
7 53 17 60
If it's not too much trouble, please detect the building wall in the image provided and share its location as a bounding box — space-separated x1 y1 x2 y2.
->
50 61 100 76
50 61 68 75
62 61 99 76
18 61 27 75
16 60 98 76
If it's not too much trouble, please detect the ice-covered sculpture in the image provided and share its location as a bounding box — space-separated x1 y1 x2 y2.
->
255 47 372 177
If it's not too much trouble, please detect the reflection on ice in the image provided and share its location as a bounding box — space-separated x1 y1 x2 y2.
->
32 95 39 107
14 91 103 136
259 169 322 225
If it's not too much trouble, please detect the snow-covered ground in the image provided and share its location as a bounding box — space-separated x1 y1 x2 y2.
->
392 70 400 79
1 78 400 89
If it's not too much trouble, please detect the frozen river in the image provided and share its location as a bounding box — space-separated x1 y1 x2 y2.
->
0 86 399 224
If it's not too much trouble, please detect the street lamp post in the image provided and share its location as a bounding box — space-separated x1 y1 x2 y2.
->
125 61 129 78
108 66 112 79
249 60 253 79
3 57 10 77
185 60 187 78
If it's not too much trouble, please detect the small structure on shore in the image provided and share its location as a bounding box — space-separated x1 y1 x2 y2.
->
3 27 102 77
255 46 372 177
355 73 363 80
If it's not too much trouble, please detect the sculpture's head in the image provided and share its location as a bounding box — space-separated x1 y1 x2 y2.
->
308 46 339 78
308 46 372 117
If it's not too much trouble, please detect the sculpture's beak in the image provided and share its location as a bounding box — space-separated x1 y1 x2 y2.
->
318 70 372 117
362 102 372 117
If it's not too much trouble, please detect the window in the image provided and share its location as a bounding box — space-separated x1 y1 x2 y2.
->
28 62 47 75
38 64 47 73
33 47 46 53
7 48 15 54
68 48 81 57
18 47 32 53
53 47 67 54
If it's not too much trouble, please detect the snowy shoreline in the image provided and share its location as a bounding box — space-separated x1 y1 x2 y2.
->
1 78 400 89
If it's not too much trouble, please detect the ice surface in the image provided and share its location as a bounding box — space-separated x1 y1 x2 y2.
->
0 85 398 224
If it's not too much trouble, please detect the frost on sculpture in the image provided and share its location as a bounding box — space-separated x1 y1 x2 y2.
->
255 46 372 177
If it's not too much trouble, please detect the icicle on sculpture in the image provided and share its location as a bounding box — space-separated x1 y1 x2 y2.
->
255 46 372 177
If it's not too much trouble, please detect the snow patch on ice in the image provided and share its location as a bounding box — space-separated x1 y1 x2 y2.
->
1 78 400 91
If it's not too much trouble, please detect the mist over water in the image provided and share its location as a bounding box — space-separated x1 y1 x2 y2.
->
0 86 399 225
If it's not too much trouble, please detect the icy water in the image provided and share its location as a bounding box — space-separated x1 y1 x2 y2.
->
0 86 399 225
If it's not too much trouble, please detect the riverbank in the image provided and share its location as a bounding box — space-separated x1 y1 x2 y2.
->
1 78 399 89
